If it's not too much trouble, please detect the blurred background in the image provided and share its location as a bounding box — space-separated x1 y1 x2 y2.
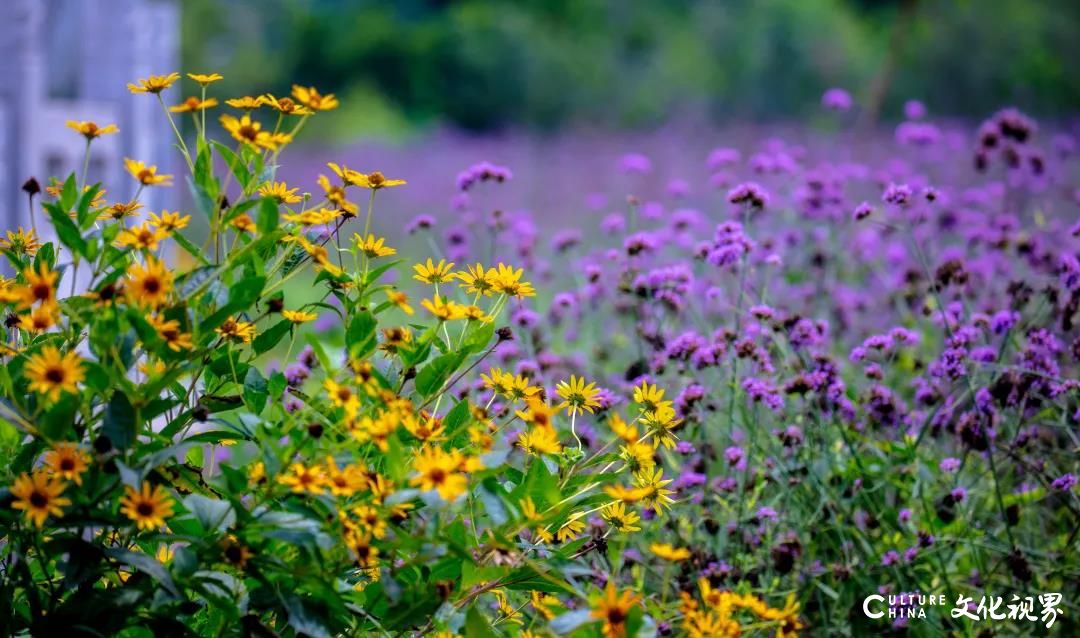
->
3 0 1079 231
183 0 1080 140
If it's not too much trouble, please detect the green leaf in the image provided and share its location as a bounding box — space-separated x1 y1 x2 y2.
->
44 202 86 257
105 548 179 597
184 494 236 533
464 605 497 638
76 184 102 229
444 399 472 432
211 141 251 190
252 319 292 355
59 173 79 211
172 232 210 266
414 352 465 398
257 196 278 234
346 310 377 359
243 367 268 413
103 391 137 450
461 321 495 354
40 399 78 440
199 274 265 332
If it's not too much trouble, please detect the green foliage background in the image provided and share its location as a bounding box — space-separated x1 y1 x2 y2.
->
183 0 1080 137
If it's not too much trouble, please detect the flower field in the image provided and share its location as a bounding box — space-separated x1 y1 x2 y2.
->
0 72 1078 638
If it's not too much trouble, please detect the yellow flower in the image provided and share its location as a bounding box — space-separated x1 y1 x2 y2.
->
380 326 413 354
187 72 223 86
24 346 84 402
18 263 58 309
634 468 676 515
455 263 497 296
650 543 691 561
119 482 175 530
230 213 257 233
403 413 446 443
410 447 468 501
345 530 379 568
633 382 670 414
0 227 41 256
350 505 387 539
386 290 414 315
491 263 536 298
10 471 70 527
116 222 170 251
281 309 317 324
225 95 266 110
422 295 467 321
590 583 640 638
354 233 396 258
556 512 586 543
263 95 312 116
556 375 602 415
324 456 367 497
317 173 358 215
600 502 641 533
619 441 656 475
291 85 339 111
220 114 285 150
602 483 652 504
282 207 340 226
492 589 524 625
148 210 191 232
258 181 302 204
148 314 193 351
348 170 406 190
515 397 559 429
608 413 639 443
278 463 327 494
519 496 541 521
413 258 455 284
127 72 181 94
531 590 562 621
215 317 256 343
642 404 682 450
66 120 119 140
518 427 562 456
99 201 143 222
126 257 173 308
169 96 219 112
18 305 58 333
44 443 89 485
124 158 173 186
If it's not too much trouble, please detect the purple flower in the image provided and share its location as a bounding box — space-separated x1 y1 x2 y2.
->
1051 474 1077 492
939 457 961 473
619 152 652 175
821 88 853 111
